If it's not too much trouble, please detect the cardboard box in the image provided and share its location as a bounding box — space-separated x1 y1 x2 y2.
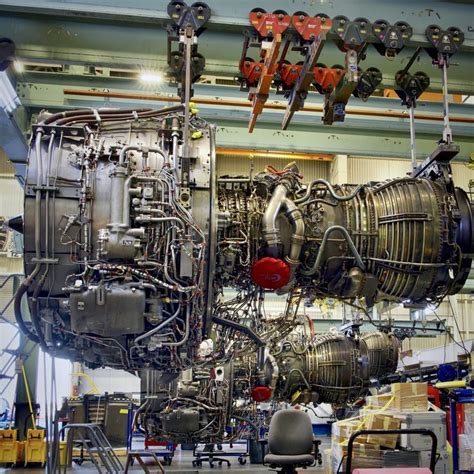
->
365 414 401 449
332 419 362 444
333 441 381 459
391 383 428 412
391 382 428 397
366 394 392 409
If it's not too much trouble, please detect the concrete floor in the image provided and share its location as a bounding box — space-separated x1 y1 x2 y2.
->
0 443 328 473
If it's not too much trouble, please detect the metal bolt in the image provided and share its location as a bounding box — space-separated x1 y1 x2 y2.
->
278 14 284 20
257 12 262 18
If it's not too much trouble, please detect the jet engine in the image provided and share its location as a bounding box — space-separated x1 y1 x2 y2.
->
14 107 473 442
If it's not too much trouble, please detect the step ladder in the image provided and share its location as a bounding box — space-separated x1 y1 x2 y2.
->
58 423 123 473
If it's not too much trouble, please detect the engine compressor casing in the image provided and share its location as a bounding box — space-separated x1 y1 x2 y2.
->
22 110 217 370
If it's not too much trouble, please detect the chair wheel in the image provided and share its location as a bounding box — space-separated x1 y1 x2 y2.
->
238 456 246 465
210 461 214 468
219 461 223 466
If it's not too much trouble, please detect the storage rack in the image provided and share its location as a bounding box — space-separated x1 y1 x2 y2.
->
449 388 474 473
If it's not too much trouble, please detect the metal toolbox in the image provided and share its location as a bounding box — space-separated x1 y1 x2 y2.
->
395 411 447 451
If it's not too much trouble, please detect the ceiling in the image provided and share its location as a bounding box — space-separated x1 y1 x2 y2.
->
0 0 473 174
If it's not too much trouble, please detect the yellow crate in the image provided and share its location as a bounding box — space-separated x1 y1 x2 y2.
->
24 429 46 466
0 429 20 464
59 440 68 466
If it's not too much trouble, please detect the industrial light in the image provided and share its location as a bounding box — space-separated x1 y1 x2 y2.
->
13 61 24 73
139 72 162 83
0 72 21 113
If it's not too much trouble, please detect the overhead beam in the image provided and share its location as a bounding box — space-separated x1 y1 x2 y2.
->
214 121 473 162
16 80 474 136
57 87 474 126
0 0 473 50
1 5 473 95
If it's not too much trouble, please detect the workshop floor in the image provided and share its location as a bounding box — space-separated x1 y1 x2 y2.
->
0 441 329 473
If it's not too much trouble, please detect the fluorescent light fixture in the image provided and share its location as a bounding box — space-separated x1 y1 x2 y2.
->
139 71 162 83
13 61 24 73
0 72 21 114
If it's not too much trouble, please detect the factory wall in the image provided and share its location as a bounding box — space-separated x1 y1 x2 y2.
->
216 154 330 180
349 155 472 192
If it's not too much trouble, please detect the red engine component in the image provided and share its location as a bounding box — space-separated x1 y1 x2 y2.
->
251 257 290 289
251 386 273 402
278 62 303 90
314 65 345 93
249 9 291 38
291 13 332 41
239 58 263 88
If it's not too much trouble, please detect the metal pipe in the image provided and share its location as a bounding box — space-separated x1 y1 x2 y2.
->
267 352 279 392
48 104 186 126
118 144 140 167
134 305 181 345
14 281 39 343
109 165 127 226
301 225 366 275
134 216 185 230
295 179 362 204
441 57 453 144
409 105 417 170
160 305 191 347
262 184 287 251
284 199 305 265
261 183 305 289
212 316 265 348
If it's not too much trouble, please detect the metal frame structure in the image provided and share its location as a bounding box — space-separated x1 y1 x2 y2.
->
0 0 472 181
449 389 474 473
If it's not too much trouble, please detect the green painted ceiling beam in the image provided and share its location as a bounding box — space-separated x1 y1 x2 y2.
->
16 80 474 138
1 2 473 94
15 80 473 160
214 121 473 161
0 0 473 47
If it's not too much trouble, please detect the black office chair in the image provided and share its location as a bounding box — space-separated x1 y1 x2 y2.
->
262 409 317 474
